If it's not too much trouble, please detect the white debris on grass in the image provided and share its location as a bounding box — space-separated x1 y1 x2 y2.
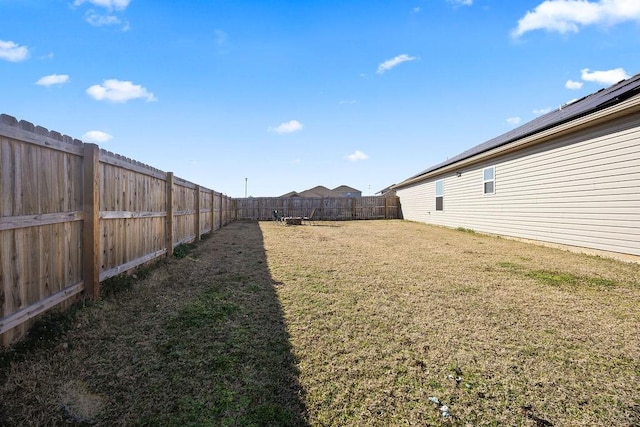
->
440 404 450 418
429 396 451 418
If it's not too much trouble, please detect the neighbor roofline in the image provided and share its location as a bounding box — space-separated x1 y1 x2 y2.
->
392 92 640 190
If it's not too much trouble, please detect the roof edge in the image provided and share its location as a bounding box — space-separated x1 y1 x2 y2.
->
392 91 640 190
393 73 640 190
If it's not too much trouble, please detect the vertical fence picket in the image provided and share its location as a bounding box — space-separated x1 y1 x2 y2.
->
83 144 100 300
233 196 401 221
195 185 201 241
165 172 174 255
0 116 240 345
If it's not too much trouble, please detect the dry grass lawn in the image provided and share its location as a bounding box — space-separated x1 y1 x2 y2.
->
264 220 640 426
1 219 639 426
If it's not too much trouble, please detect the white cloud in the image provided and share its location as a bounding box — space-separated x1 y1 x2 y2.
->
376 54 417 74
86 79 157 103
346 150 369 162
448 0 473 5
0 40 29 62
512 0 640 38
36 74 70 87
268 120 304 134
87 13 119 26
83 11 130 30
581 67 630 85
339 100 357 105
411 7 421 13
506 117 522 126
82 130 113 143
565 79 583 89
75 0 130 29
533 107 552 115
74 0 130 11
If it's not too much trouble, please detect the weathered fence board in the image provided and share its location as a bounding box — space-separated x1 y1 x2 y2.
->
0 211 83 231
2 112 395 346
0 114 235 346
173 180 197 248
235 196 402 221
1 124 86 344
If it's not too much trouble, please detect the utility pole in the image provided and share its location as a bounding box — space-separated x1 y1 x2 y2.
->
245 177 248 198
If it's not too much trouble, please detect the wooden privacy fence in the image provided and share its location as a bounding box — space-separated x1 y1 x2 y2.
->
0 114 235 346
235 196 402 221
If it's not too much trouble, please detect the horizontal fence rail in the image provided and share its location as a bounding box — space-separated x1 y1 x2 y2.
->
0 114 235 346
235 196 402 221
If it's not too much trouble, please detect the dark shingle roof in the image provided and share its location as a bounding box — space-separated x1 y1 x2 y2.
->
280 191 300 197
282 185 361 197
332 185 359 193
400 72 640 184
301 186 334 197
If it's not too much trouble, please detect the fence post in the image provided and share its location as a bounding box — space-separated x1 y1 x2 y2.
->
220 193 224 226
195 185 201 241
385 197 389 219
82 143 100 300
166 172 174 256
212 191 217 230
352 198 357 219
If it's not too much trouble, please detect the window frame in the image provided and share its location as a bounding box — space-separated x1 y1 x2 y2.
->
435 179 444 211
483 166 495 195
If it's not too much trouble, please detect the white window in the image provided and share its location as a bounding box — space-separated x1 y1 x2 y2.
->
483 166 495 194
435 180 444 211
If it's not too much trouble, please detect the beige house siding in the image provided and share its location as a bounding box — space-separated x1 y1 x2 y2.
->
397 112 640 256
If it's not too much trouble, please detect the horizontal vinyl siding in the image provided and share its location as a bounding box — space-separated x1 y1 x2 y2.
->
396 181 434 221
398 113 640 256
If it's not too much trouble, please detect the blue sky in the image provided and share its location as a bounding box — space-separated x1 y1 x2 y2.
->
1 0 639 197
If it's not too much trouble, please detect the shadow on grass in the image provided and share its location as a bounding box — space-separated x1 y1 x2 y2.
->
0 221 309 426
136 221 309 426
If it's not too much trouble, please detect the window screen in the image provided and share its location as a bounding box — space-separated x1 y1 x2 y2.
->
483 167 495 194
435 180 444 211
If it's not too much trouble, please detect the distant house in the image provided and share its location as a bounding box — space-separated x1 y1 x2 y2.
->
376 185 397 197
280 191 300 198
332 185 362 198
392 73 640 258
298 186 337 198
281 185 362 198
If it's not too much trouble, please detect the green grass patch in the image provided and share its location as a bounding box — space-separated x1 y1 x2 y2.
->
585 277 617 287
456 227 476 234
166 287 240 330
497 261 621 290
526 270 619 288
173 242 197 258
526 270 579 285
